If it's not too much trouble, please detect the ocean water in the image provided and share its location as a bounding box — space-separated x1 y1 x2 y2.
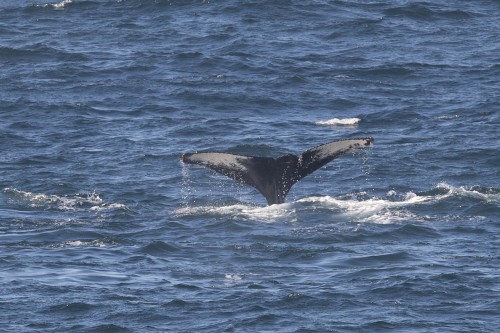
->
1 0 499 332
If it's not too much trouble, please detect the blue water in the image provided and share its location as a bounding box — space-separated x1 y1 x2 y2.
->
1 0 499 332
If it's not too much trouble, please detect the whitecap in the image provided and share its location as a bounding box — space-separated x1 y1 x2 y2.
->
315 118 360 126
62 240 110 247
174 193 428 224
174 182 497 224
433 182 499 205
2 188 129 212
35 0 72 9
299 182 498 223
172 202 295 222
224 273 245 286
436 114 460 121
53 0 72 9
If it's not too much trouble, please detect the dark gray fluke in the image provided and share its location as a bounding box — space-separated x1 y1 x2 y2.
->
181 138 374 205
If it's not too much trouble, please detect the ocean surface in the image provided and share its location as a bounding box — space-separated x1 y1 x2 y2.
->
1 0 499 332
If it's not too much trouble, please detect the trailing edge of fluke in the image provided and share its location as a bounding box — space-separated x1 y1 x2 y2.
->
180 137 374 205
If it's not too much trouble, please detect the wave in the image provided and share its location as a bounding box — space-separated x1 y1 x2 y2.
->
384 3 477 21
33 0 72 10
174 183 498 224
315 118 360 126
172 203 296 223
2 188 128 212
57 239 112 247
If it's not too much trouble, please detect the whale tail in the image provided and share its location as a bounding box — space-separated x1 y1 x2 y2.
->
181 138 374 205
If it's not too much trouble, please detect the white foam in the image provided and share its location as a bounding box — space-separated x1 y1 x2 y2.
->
315 118 360 126
224 273 245 286
436 114 460 120
35 0 72 9
62 240 109 247
54 0 71 9
3 188 129 212
295 194 421 224
174 193 425 224
177 182 498 224
173 202 295 223
224 274 243 280
301 183 498 223
434 182 499 205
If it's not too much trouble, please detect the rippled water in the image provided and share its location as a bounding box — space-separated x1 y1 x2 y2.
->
1 0 499 332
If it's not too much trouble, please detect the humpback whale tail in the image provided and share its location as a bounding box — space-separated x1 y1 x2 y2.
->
180 138 374 205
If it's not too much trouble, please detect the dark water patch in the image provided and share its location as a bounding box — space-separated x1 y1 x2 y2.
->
6 120 43 131
291 225 368 246
6 228 108 247
374 224 441 241
365 109 431 128
88 324 132 333
174 283 202 291
275 245 320 261
247 283 268 290
42 301 98 314
16 154 70 166
137 240 179 256
440 225 489 235
1 43 89 63
162 298 190 308
384 3 477 21
25 322 55 330
343 251 414 267
350 64 416 80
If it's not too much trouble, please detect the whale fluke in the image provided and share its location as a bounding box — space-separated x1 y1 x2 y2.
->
180 138 374 205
